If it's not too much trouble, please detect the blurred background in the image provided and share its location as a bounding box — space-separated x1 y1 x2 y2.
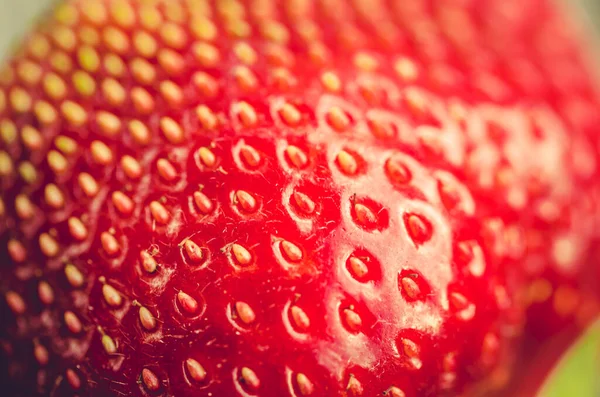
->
0 0 599 57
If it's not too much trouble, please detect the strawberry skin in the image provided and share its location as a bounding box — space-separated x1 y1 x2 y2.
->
0 0 599 396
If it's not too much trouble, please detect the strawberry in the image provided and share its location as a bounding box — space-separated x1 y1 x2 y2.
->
0 0 599 396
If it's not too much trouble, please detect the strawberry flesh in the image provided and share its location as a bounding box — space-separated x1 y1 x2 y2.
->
0 0 599 396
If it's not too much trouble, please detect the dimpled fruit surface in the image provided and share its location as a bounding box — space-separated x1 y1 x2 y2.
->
0 0 600 396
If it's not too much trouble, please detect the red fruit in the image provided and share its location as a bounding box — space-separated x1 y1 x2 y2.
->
0 0 599 396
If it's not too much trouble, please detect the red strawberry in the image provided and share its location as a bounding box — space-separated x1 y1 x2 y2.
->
0 0 599 396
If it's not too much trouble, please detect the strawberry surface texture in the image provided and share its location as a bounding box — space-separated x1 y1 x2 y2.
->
1 0 600 396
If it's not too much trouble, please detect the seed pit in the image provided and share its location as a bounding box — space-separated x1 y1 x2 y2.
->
350 197 389 231
404 213 433 245
233 190 260 214
229 243 254 269
141 368 161 393
238 144 262 169
237 366 260 392
289 305 311 333
285 145 309 169
326 106 354 132
367 116 398 140
280 240 303 262
180 239 208 267
448 290 476 321
337 299 375 335
385 157 412 185
345 249 381 283
335 149 363 176
398 269 431 302
290 190 317 217
294 372 315 396
184 358 207 384
435 171 475 216
175 291 205 319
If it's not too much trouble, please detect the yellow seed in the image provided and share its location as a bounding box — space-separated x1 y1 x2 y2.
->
235 301 256 325
65 263 84 287
39 233 59 257
121 155 142 179
43 73 67 100
78 46 100 72
111 0 136 28
185 358 206 382
104 53 125 77
139 306 156 331
296 373 314 395
64 311 82 333
54 3 79 26
78 173 99 197
10 87 32 113
261 20 290 44
197 147 216 168
133 31 158 58
158 48 185 75
191 17 217 41
72 71 96 96
96 111 121 137
18 162 37 183
90 141 113 165
131 87 155 114
280 103 302 126
79 26 100 45
353 52 379 71
240 367 260 389
101 232 120 255
192 42 220 67
82 2 107 25
290 305 311 331
149 201 170 224
21 125 42 151
160 81 183 106
0 120 17 144
160 117 184 144
50 51 73 74
281 240 303 262
15 194 35 220
45 184 65 209
129 120 151 145
102 283 123 307
61 101 87 126
5 291 26 315
130 58 156 85
103 26 129 54
102 334 117 354
55 135 78 155
17 61 42 86
139 5 163 31
47 150 69 174
231 244 252 266
34 101 57 125
160 23 187 49
196 105 218 130
28 34 51 59
321 71 341 92
337 150 358 175
235 101 258 127
102 78 126 106
51 25 77 51
234 42 257 65
394 57 419 81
